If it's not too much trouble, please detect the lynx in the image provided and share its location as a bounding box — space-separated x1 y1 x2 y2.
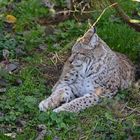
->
39 27 135 113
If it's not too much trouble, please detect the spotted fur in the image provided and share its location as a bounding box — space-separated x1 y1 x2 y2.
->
39 27 135 113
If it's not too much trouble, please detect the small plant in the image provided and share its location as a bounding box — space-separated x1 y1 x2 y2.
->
0 32 18 59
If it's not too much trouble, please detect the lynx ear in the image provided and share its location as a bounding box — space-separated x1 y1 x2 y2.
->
79 27 96 45
72 26 98 52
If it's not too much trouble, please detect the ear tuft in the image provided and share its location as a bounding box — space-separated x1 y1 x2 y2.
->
93 26 96 33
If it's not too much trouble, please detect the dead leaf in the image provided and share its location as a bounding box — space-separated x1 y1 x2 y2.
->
0 112 4 117
14 79 23 86
42 0 54 8
6 63 18 72
2 49 9 60
36 124 47 140
6 15 17 24
0 88 6 93
53 136 60 140
15 48 27 56
4 133 16 139
0 78 8 87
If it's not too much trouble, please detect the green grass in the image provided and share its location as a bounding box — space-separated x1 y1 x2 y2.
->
0 0 140 139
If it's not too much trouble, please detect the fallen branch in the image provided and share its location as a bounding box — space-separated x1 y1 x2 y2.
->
109 0 140 32
38 9 97 26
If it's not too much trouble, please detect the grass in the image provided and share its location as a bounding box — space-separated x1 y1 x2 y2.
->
0 0 140 139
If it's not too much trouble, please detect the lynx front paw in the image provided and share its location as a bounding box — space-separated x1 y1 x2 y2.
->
39 100 49 111
53 106 65 113
53 103 71 113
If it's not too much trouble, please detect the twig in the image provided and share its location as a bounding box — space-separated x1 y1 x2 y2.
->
50 58 57 66
56 9 97 15
120 102 128 113
54 52 62 62
78 2 118 42
92 2 118 27
50 52 63 66
126 106 140 114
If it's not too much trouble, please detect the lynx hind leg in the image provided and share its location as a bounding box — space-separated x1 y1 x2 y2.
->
53 88 117 113
39 87 75 111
